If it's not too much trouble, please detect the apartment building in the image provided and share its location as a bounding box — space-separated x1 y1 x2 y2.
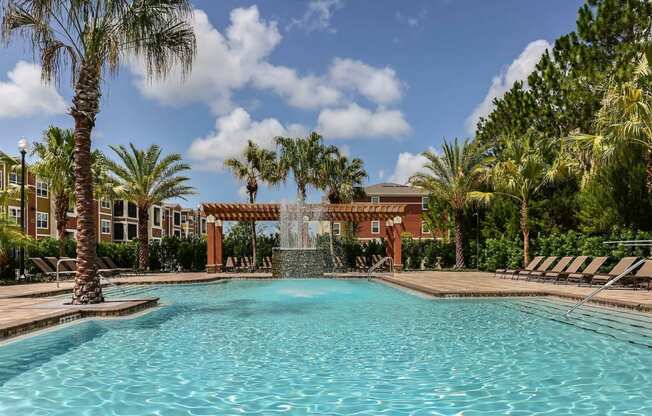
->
0 151 206 243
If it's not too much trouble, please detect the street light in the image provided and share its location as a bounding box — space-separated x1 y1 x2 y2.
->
17 138 28 280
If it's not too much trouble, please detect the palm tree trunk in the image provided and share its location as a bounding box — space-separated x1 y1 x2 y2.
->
249 192 257 271
520 199 530 266
454 209 465 269
138 204 150 271
646 148 652 194
70 60 103 305
54 194 69 257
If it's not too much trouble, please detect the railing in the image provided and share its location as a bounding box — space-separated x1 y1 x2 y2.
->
566 239 651 316
367 257 393 280
56 257 129 296
56 258 76 288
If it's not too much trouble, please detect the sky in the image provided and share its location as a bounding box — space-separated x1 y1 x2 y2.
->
0 0 584 207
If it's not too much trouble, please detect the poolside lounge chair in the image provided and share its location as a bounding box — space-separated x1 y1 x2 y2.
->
529 256 574 281
102 257 136 275
622 260 652 290
540 256 588 283
355 256 368 272
496 256 543 279
333 255 344 271
30 258 75 280
561 256 608 285
588 257 638 287
513 256 557 280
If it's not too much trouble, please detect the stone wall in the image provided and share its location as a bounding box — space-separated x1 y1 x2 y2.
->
272 248 325 278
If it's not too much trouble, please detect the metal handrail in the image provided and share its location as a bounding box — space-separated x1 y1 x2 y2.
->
566 258 646 316
56 257 129 296
367 257 393 280
56 257 76 288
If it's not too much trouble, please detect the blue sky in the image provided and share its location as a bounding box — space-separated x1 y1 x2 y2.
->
0 0 582 207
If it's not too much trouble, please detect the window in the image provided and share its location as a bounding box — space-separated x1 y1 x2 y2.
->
201 218 207 234
421 221 430 234
332 222 341 236
422 196 429 210
8 171 21 185
8 207 21 225
370 196 380 204
371 220 380 234
127 223 137 240
36 180 48 197
37 212 48 229
153 206 161 226
0 171 3 189
101 199 111 209
174 229 181 237
127 202 138 218
113 200 124 217
181 214 187 223
113 223 124 241
101 219 111 234
174 212 181 226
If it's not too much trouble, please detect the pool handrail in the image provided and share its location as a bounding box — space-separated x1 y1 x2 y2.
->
367 257 393 279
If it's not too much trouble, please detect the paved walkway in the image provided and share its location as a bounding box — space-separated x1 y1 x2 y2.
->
383 271 652 311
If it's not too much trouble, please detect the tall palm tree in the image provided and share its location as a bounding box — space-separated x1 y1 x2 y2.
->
2 0 196 303
32 127 111 257
276 132 337 202
485 134 561 266
318 150 367 257
224 140 279 270
410 139 489 269
105 144 194 270
569 56 652 191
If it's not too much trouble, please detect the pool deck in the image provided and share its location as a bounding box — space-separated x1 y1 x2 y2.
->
3 270 652 341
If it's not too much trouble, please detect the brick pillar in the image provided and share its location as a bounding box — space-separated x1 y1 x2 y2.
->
392 216 403 272
206 215 216 273
385 219 394 260
215 220 223 272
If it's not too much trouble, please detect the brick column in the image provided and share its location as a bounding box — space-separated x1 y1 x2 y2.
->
385 219 394 260
392 216 403 272
206 215 216 273
215 220 223 272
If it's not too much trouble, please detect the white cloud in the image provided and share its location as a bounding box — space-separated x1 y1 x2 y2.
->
466 39 551 133
378 169 385 179
0 61 66 118
317 103 411 139
395 9 427 27
329 58 402 104
130 7 281 114
388 149 434 184
188 107 307 170
287 0 343 33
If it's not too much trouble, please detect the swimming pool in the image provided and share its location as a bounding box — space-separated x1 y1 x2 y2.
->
1 279 652 415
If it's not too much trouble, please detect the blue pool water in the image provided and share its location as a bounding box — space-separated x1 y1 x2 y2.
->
1 279 652 415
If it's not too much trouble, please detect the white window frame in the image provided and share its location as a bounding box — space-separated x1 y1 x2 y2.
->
0 170 5 190
332 222 341 236
36 179 48 197
422 196 428 210
8 171 20 185
153 206 161 227
101 219 111 234
181 214 187 223
36 212 49 229
371 220 380 234
370 196 380 204
8 206 21 225
421 220 430 234
100 199 111 209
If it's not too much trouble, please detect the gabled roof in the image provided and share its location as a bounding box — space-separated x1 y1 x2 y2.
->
363 182 427 197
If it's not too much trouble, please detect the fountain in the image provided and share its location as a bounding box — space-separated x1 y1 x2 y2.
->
272 201 326 278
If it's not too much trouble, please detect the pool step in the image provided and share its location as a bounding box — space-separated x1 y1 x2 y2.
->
504 298 652 348
102 285 153 299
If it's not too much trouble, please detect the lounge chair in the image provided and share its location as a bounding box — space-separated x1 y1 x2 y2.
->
102 257 136 275
540 256 588 283
333 255 344 271
355 256 368 271
224 256 235 271
496 256 543 279
588 257 639 286
30 258 75 280
529 256 574 281
620 260 652 290
513 256 557 280
561 256 608 285
264 257 272 270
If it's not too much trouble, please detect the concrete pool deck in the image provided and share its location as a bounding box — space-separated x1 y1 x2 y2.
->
3 270 652 341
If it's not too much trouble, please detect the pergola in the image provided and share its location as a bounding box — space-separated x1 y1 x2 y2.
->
200 202 407 273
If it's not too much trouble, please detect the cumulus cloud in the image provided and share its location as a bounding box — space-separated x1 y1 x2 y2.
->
188 107 307 169
0 61 66 118
466 39 551 133
317 103 411 139
388 149 434 184
130 7 281 114
329 58 402 104
287 0 343 33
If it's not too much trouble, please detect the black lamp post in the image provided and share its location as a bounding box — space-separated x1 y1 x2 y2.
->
18 138 28 280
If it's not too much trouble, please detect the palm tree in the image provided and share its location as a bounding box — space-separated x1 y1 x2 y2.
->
224 140 279 270
485 134 560 266
276 132 337 202
318 150 367 257
569 56 652 191
0 171 30 276
2 0 196 303
410 139 489 269
105 144 194 270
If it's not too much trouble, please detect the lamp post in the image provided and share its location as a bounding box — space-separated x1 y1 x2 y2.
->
18 138 28 280
473 212 480 270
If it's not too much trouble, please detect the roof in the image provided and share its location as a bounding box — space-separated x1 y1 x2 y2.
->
201 202 407 221
363 182 427 197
